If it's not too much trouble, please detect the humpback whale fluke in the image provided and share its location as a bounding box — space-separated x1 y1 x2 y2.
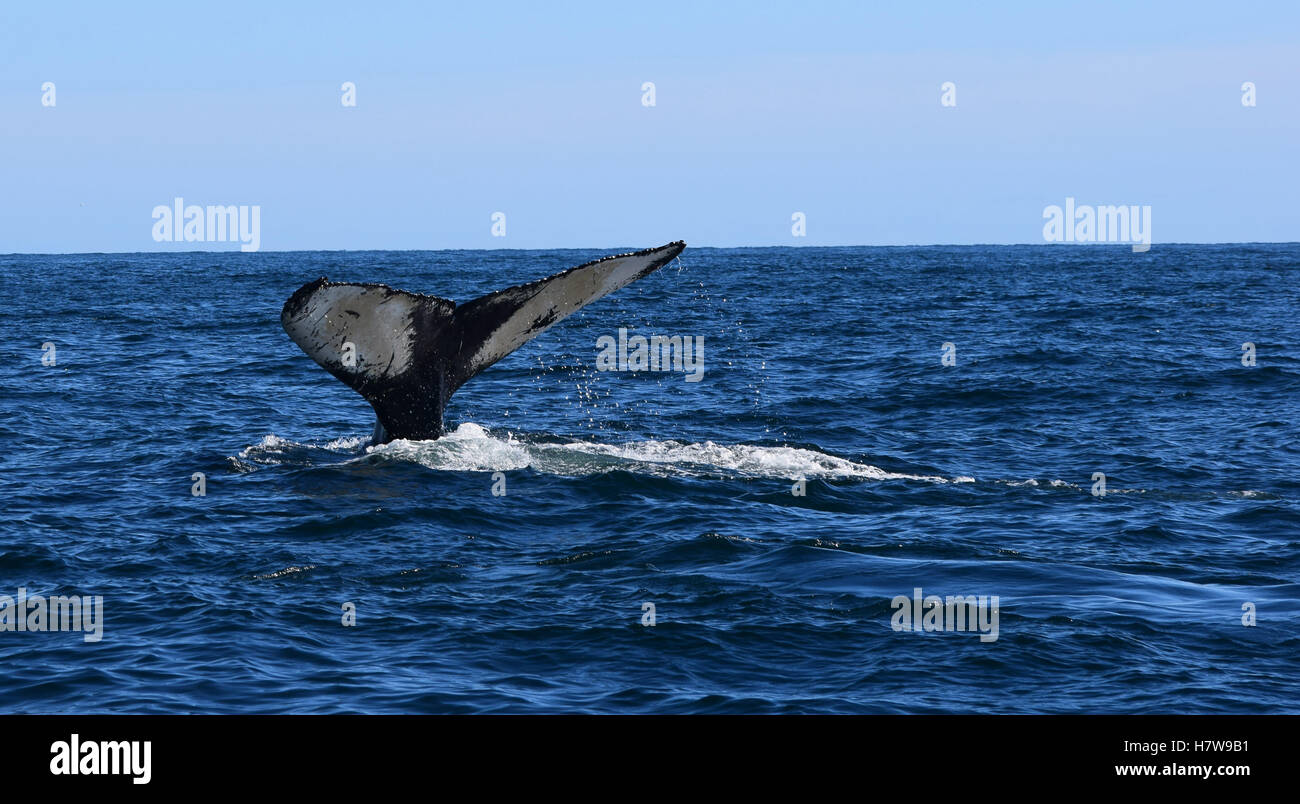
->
281 241 686 444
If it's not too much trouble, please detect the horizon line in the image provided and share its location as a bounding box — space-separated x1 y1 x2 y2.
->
4 241 1299 257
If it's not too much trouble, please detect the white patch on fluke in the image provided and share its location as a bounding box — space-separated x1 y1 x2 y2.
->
284 285 425 380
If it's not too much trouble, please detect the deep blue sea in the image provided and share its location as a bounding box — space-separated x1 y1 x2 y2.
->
2 244 1298 713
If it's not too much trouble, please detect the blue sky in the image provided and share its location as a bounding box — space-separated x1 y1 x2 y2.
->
2 1 1298 251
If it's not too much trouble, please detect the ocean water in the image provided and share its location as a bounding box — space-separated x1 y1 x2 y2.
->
2 244 1298 714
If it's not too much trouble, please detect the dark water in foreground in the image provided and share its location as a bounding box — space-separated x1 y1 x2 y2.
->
2 244 1298 713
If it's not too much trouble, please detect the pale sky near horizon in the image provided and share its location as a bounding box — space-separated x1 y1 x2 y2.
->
2 1 1298 252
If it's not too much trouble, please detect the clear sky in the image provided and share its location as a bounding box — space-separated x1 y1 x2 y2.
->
2 1 1298 252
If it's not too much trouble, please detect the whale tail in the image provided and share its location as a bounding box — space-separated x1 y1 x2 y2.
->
281 241 686 443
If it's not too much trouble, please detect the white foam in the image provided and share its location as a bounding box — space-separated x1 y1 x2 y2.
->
357 423 944 481
252 565 317 580
367 423 531 473
325 435 366 451
233 431 368 468
237 434 292 460
537 437 940 480
996 477 1079 490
